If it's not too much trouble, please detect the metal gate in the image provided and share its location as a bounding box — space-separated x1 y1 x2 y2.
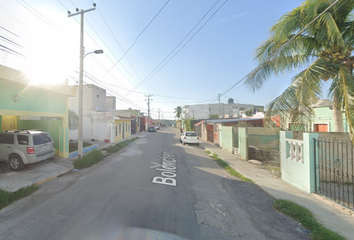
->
207 124 214 143
314 138 354 210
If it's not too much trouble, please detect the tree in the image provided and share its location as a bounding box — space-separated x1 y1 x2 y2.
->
174 106 182 119
245 0 354 140
209 114 219 119
245 109 253 117
185 119 196 131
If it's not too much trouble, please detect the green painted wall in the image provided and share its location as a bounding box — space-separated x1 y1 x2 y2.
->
238 127 248 160
17 120 62 149
220 126 233 153
0 80 66 113
314 107 348 132
280 131 318 193
232 126 239 148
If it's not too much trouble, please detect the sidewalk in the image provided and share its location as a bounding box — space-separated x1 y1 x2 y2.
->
0 132 146 192
203 141 354 240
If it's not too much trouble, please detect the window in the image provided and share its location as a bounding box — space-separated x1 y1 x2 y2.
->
186 133 197 137
0 134 14 144
115 125 118 137
17 135 29 145
33 133 52 145
119 123 121 134
126 123 128 132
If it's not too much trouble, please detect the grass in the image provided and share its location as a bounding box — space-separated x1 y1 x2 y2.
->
0 185 39 210
73 137 138 169
69 142 93 153
273 199 345 240
205 151 254 183
73 149 105 169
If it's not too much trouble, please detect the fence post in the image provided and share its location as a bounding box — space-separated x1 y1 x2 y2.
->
303 132 319 193
280 131 293 162
238 127 248 160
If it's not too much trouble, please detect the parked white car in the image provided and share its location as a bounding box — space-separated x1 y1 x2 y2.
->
0 130 55 171
180 131 199 146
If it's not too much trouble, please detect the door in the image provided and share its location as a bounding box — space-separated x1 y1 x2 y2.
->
122 123 125 139
207 124 214 143
314 124 328 132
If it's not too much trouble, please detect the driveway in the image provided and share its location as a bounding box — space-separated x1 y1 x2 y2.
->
0 156 73 192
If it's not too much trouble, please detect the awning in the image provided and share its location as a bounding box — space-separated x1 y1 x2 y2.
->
194 120 205 126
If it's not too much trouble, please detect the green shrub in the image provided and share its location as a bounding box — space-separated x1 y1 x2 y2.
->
73 149 104 169
0 185 39 210
273 200 345 240
206 152 254 183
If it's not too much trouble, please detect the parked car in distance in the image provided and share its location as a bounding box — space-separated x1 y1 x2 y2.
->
0 130 55 171
148 126 156 132
155 126 160 130
180 131 199 146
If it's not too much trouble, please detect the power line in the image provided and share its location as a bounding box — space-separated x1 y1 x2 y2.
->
94 4 146 90
0 6 27 28
129 0 229 92
0 44 25 58
0 35 24 49
76 68 146 109
0 26 21 38
218 0 342 99
15 0 59 29
103 0 171 77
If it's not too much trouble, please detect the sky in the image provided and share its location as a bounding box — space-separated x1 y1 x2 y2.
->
0 0 310 119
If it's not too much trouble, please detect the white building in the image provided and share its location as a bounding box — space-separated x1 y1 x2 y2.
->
183 99 264 119
68 84 117 141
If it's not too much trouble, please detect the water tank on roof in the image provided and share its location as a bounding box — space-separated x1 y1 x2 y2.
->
228 98 234 104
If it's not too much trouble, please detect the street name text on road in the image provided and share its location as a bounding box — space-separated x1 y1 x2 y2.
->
150 152 177 186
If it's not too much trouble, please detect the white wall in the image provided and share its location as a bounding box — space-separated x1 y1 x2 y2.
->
184 103 264 119
83 111 113 141
92 85 107 112
69 129 78 141
106 96 116 112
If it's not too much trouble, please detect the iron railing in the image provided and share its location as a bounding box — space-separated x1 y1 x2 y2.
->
315 138 354 210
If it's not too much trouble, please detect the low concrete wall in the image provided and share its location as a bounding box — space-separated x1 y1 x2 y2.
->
69 144 99 159
280 131 318 193
220 126 233 153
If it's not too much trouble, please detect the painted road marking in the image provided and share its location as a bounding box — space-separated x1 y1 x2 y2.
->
150 152 177 186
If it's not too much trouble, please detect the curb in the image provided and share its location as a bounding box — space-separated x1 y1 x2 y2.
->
34 168 73 186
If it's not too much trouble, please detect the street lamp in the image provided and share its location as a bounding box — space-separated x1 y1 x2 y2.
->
84 49 104 58
76 49 103 158
68 4 99 159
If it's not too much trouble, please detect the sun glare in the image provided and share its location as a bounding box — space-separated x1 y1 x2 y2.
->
23 16 75 85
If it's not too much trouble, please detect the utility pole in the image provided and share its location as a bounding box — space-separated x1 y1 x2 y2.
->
68 4 96 158
157 108 161 126
145 95 153 129
218 93 221 133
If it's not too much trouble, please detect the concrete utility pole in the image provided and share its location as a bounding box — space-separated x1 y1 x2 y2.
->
218 93 221 132
157 108 161 126
145 95 153 129
68 4 96 158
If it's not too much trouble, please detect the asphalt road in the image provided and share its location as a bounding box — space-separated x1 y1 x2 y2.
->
0 127 310 240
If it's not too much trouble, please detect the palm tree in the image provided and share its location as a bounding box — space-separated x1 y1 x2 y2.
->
174 106 182 118
245 0 354 140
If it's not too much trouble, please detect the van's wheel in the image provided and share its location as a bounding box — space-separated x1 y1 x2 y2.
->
9 154 24 171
